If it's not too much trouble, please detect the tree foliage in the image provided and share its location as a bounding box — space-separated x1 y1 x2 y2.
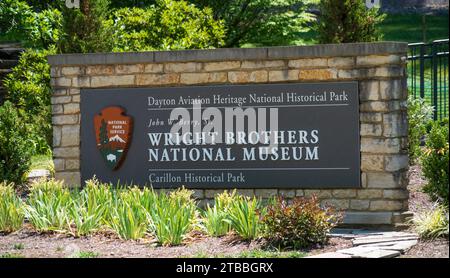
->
316 0 385 44
192 0 316 47
105 0 225 51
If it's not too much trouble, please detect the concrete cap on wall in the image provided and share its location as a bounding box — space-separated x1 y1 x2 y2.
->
47 42 408 66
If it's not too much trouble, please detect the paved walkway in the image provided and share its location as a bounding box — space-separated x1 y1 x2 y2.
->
308 229 418 258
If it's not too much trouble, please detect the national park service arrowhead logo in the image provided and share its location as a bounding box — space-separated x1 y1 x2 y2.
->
94 106 133 170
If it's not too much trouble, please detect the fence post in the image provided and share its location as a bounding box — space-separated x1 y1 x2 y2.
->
432 42 439 120
420 44 425 99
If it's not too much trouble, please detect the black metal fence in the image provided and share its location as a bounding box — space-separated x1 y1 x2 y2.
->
407 39 449 121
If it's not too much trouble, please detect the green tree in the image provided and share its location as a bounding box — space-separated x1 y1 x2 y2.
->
58 0 113 53
316 0 385 44
105 0 225 51
192 0 316 47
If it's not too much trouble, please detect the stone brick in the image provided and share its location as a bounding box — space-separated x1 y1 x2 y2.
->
69 88 80 95
192 189 204 199
337 68 373 79
360 123 383 136
144 64 164 73
235 189 255 197
180 72 227 84
72 76 90 88
295 189 304 197
383 189 409 200
228 71 268 83
359 81 380 101
61 125 80 147
379 79 403 100
374 67 404 78
53 126 62 147
204 61 240 71
53 147 80 158
361 172 368 188
65 159 80 170
268 70 300 82
356 55 401 67
304 189 333 198
53 159 65 171
350 200 370 210
332 189 357 198
86 65 114 75
52 115 78 125
360 112 382 123
63 103 80 114
361 138 401 154
55 172 81 187
91 75 135 87
367 172 401 189
383 112 408 137
72 95 80 103
53 89 68 96
343 212 393 225
299 69 337 80
51 96 72 105
205 189 224 198
279 189 296 198
61 66 81 76
136 73 179 85
50 67 60 78
370 200 403 211
327 57 354 68
254 189 278 198
321 199 349 209
241 60 285 69
52 104 63 114
115 64 144 74
385 155 409 171
357 189 383 199
164 62 202 73
360 101 390 112
55 77 72 87
288 58 327 68
361 154 385 171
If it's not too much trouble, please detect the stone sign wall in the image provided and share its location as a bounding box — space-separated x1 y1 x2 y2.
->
47 42 410 226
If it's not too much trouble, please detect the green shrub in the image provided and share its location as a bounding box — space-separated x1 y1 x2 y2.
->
3 49 53 155
408 96 434 164
0 0 62 48
262 196 342 248
316 0 385 43
421 120 449 207
58 0 113 53
226 195 262 240
0 102 33 184
105 0 225 52
0 182 25 233
202 190 236 236
148 188 197 245
25 179 73 232
412 205 449 239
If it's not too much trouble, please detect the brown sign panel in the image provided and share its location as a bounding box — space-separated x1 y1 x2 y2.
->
93 106 133 170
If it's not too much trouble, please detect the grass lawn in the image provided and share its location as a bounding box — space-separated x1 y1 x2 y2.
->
30 154 53 172
242 13 449 47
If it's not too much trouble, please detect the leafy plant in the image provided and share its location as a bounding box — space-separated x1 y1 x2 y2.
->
58 0 113 53
25 179 73 232
148 188 197 245
226 195 262 240
0 102 33 184
408 96 434 164
193 0 317 47
107 189 150 240
262 196 342 248
421 120 449 207
411 205 449 239
105 0 225 52
202 190 236 236
3 49 54 155
316 0 386 43
0 182 25 233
